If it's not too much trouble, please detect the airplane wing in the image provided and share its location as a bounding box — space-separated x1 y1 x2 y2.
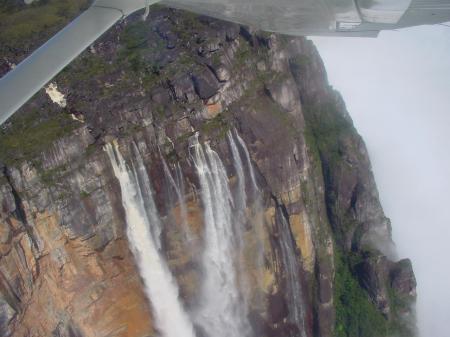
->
0 0 152 125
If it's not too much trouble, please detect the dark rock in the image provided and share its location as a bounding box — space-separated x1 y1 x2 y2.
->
169 74 197 102
319 276 332 302
208 63 230 83
0 59 10 78
151 87 171 106
239 26 255 46
265 77 301 113
0 184 16 216
225 23 240 41
0 295 16 337
205 38 221 52
355 254 391 316
166 38 176 50
192 68 220 99
316 303 334 337
267 291 289 324
390 259 417 298
52 320 83 337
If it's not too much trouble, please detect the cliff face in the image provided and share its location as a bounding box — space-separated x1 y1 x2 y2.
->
0 2 416 337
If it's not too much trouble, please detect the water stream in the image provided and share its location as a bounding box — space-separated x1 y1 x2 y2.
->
106 142 196 337
106 132 306 337
277 208 306 337
189 134 252 337
162 157 192 240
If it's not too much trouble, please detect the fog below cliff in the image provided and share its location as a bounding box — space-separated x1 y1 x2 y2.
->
312 24 450 337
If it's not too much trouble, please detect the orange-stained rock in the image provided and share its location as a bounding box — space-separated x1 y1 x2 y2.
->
289 213 314 273
205 102 223 119
4 211 154 337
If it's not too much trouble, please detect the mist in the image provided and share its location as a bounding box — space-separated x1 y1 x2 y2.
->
312 24 450 337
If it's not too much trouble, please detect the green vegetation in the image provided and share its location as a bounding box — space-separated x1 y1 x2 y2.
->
60 54 114 84
176 131 195 144
171 10 204 41
302 99 354 170
387 278 417 337
0 0 89 50
211 52 222 67
334 251 389 337
80 190 90 198
200 113 230 140
234 38 252 68
121 20 151 50
302 98 358 243
265 98 299 137
117 19 199 90
38 164 68 187
289 54 311 72
0 111 78 166
84 143 98 158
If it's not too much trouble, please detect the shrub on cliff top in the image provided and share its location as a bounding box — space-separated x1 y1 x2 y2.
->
0 0 89 51
0 110 78 166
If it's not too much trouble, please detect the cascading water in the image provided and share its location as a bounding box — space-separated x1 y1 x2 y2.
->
105 142 196 337
132 142 163 250
107 133 306 337
232 130 266 281
277 208 306 337
228 130 247 215
229 132 305 337
227 130 253 309
235 132 259 195
189 134 252 337
161 157 191 240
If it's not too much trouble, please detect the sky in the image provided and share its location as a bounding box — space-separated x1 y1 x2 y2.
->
311 24 450 337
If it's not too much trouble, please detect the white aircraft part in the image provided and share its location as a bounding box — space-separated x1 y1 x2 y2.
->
0 1 154 125
357 0 412 24
163 0 336 35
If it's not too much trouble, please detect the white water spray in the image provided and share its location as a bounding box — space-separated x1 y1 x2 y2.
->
106 142 196 337
235 132 258 195
162 158 192 239
228 131 247 249
228 130 247 213
189 134 252 337
232 130 266 280
228 130 254 308
277 210 306 337
132 143 163 250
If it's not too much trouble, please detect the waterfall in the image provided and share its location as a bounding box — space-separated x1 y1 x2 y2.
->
232 130 266 284
228 130 247 214
105 142 196 337
227 131 247 251
227 130 252 308
235 131 258 195
161 157 192 240
277 208 306 337
189 134 251 337
132 142 163 250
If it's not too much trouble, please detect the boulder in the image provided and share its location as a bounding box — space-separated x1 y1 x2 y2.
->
192 68 220 99
390 259 417 298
